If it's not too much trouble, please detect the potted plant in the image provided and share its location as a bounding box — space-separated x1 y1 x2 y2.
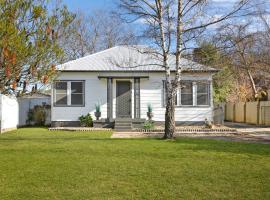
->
147 103 153 120
95 103 101 120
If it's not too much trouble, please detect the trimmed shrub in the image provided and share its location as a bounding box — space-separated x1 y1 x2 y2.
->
143 120 154 129
79 113 93 127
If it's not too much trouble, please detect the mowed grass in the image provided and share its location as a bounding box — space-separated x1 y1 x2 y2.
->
0 128 269 200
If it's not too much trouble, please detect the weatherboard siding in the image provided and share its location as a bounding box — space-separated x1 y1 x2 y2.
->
52 72 213 123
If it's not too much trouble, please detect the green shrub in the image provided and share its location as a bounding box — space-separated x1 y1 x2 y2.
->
143 120 154 129
79 113 93 127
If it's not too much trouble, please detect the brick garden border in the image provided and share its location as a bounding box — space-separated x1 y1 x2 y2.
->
137 127 238 135
48 127 112 132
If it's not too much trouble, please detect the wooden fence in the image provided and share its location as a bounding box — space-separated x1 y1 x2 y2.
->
224 101 270 125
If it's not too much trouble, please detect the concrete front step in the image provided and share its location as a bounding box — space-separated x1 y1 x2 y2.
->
114 118 133 131
115 122 132 126
115 126 132 130
115 118 133 122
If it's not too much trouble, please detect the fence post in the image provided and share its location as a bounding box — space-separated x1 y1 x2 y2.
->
233 103 236 122
244 102 247 123
224 103 227 121
257 101 261 125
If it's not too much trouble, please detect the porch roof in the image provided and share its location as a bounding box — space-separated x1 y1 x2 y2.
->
97 73 149 79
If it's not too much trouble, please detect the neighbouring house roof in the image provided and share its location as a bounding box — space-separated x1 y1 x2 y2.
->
58 45 218 73
18 92 51 99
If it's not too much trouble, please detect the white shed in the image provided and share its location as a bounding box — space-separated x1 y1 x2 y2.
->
18 93 51 126
0 94 19 133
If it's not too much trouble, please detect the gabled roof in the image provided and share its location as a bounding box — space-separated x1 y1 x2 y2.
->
58 45 218 72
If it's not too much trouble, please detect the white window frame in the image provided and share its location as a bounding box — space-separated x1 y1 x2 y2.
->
54 80 85 107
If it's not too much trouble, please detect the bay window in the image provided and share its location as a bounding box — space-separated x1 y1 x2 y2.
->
162 80 211 107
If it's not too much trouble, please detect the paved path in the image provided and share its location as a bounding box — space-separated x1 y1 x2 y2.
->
112 131 270 144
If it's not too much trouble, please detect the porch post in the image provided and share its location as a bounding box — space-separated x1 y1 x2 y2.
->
134 78 140 118
107 78 113 120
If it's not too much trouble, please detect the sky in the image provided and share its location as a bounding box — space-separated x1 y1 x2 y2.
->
61 0 116 12
60 0 245 12
58 0 270 45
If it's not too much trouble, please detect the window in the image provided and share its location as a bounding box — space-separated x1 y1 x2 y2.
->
55 81 67 106
197 82 210 105
181 81 193 105
54 81 84 106
162 80 211 107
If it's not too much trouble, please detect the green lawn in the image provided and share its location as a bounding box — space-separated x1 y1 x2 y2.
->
0 128 269 200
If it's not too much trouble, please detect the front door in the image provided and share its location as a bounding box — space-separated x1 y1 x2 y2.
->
116 81 131 118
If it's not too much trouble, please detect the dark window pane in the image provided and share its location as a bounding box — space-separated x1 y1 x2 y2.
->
197 94 209 105
181 81 193 105
55 82 67 93
55 82 67 105
197 83 210 105
71 82 83 93
197 83 208 93
71 94 83 105
181 94 193 105
56 94 67 105
181 82 192 93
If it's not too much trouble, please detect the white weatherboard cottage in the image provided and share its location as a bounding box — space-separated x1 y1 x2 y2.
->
51 46 218 128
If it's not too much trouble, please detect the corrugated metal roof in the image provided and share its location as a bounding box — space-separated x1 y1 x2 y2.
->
58 45 218 72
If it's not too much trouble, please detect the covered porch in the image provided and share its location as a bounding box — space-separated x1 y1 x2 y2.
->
94 73 150 129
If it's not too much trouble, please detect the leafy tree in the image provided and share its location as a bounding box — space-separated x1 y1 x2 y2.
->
193 41 233 102
193 42 220 65
0 0 75 94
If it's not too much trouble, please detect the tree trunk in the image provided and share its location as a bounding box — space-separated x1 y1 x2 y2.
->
247 69 257 97
164 93 176 139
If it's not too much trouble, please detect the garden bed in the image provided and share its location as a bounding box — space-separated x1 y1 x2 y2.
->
48 127 112 131
138 125 238 135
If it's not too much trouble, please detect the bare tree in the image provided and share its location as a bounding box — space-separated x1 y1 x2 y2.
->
60 10 138 60
119 0 258 138
211 13 270 101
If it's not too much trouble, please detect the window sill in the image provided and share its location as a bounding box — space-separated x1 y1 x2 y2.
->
163 105 211 108
176 105 211 108
53 105 85 107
